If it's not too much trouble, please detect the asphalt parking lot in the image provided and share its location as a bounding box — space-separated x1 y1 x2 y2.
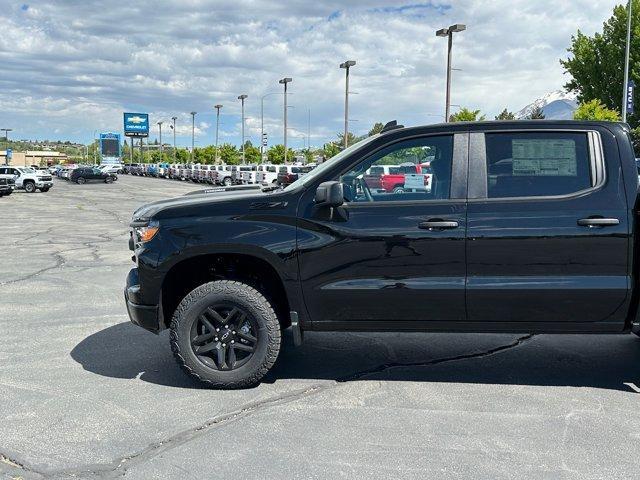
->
2 174 640 479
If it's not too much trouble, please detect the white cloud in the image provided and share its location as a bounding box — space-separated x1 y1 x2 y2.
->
0 0 620 146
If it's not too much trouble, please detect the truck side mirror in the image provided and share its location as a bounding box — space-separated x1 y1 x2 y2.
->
315 181 344 207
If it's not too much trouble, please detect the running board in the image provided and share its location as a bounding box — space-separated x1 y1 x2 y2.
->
290 311 304 347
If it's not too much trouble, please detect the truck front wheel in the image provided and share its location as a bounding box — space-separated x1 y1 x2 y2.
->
170 280 281 388
24 181 36 193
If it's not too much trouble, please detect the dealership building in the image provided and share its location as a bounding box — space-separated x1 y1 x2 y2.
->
0 150 68 166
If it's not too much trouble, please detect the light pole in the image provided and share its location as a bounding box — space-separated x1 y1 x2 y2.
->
214 105 222 163
279 77 292 163
93 130 97 165
171 116 177 162
436 23 466 122
339 60 356 148
157 121 163 157
1 128 12 165
260 92 283 163
238 94 248 164
190 111 196 163
622 0 633 123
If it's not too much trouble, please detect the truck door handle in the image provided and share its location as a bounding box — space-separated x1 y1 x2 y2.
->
418 220 459 230
577 217 620 227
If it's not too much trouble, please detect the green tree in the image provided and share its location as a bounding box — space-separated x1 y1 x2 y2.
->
574 99 621 121
267 144 295 164
561 0 639 126
495 108 516 120
218 143 241 165
242 141 261 164
323 142 342 159
449 107 486 122
368 122 385 136
527 105 546 120
336 131 361 147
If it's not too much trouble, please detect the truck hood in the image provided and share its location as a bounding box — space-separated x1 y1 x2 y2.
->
131 185 280 222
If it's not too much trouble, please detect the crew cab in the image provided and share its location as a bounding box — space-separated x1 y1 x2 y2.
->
0 176 15 196
0 166 53 193
256 164 279 184
124 120 639 388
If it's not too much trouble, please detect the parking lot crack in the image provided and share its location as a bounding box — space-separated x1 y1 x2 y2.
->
337 334 535 382
42 384 333 479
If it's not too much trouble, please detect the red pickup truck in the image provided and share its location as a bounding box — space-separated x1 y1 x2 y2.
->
375 163 432 193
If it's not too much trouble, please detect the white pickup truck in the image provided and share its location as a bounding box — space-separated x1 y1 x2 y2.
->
0 166 53 193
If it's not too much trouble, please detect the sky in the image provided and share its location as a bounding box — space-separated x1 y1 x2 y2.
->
0 0 622 148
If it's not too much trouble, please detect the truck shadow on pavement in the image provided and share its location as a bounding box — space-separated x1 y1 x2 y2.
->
70 322 640 393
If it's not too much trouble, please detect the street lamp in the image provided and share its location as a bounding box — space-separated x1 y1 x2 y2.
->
214 105 222 163
1 128 12 165
436 23 466 122
190 112 197 162
339 60 356 148
171 116 177 162
279 77 292 163
260 92 284 163
238 94 248 164
157 121 163 156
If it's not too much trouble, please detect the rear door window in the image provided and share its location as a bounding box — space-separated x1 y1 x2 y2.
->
485 132 592 198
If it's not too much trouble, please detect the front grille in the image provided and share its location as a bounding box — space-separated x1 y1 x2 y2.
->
39 175 52 181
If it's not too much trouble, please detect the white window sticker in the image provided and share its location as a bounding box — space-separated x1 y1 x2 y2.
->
512 139 577 177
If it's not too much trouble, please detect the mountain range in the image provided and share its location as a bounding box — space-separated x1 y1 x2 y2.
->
515 90 578 120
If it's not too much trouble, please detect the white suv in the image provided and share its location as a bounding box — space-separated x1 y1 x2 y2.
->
0 166 53 193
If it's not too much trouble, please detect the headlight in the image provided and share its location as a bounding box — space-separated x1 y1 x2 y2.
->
133 220 159 243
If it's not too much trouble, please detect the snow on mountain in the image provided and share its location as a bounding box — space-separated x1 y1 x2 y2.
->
516 90 578 120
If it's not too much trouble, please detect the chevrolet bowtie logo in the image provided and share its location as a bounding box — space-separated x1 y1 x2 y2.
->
128 116 146 124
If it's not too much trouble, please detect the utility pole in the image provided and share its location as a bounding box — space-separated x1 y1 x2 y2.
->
623 0 633 123
279 77 292 163
339 60 356 148
157 121 163 157
238 94 248 164
171 116 177 162
190 111 196 163
214 105 222 163
436 24 466 122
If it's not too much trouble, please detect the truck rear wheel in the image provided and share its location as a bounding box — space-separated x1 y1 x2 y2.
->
170 280 281 388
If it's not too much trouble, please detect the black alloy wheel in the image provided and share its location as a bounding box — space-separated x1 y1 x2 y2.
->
190 305 258 371
170 280 281 388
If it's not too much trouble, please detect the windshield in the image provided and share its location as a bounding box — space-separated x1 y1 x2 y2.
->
21 168 35 173
283 134 379 191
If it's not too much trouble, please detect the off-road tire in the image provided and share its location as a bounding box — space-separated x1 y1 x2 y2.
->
40 187 50 192
223 177 232 186
170 280 281 388
24 181 36 193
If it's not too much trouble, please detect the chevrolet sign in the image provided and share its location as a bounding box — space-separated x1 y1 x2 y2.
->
123 112 149 137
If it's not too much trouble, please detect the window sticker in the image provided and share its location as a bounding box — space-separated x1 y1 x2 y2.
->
512 139 577 176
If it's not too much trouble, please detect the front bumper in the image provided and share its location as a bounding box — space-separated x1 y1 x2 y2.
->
36 181 53 188
124 267 162 333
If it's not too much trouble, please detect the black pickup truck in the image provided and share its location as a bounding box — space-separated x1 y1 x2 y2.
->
125 120 639 388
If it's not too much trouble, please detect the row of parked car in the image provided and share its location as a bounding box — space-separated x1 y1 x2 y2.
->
52 164 119 184
120 162 315 187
